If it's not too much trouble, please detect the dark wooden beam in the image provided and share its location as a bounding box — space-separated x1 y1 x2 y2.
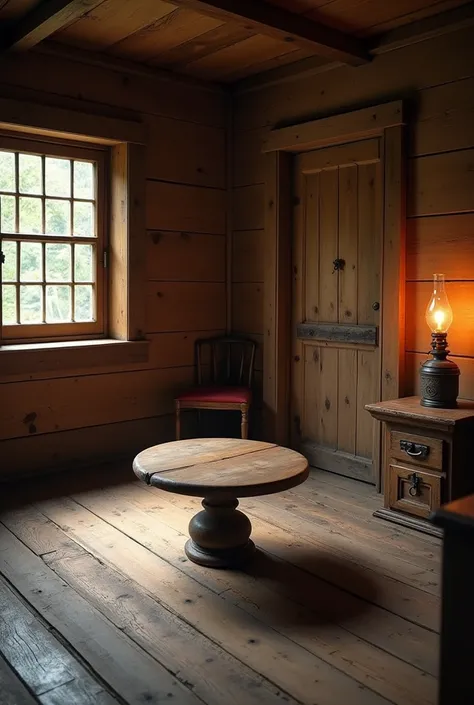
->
172 0 370 66
371 1 474 55
0 0 104 52
236 1 474 92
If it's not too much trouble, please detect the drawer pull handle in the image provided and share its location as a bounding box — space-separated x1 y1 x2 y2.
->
408 473 421 497
400 440 429 459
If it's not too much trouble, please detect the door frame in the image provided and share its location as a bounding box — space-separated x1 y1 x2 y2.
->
261 101 406 487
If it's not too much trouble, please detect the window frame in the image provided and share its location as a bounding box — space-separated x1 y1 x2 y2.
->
0 131 109 345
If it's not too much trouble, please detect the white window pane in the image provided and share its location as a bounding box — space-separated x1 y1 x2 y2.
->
0 195 15 233
2 240 17 281
46 243 72 282
74 161 94 199
73 201 94 237
20 241 42 282
2 285 17 324
0 151 15 192
20 285 42 323
46 199 70 236
19 196 42 234
19 153 42 195
46 284 72 322
74 284 94 321
45 157 71 197
74 244 93 282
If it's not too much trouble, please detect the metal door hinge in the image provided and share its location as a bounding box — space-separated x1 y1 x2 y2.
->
103 249 108 268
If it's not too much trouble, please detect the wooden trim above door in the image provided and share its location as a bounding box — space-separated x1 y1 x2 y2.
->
262 101 404 154
262 102 406 480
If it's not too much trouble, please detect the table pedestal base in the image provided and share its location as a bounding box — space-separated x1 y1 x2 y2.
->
185 497 255 568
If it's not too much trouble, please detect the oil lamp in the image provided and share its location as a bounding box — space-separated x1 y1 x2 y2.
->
419 273 460 408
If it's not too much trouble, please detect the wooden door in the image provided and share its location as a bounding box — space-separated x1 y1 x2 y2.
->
292 138 383 483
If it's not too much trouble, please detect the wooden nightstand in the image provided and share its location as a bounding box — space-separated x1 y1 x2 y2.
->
365 396 474 537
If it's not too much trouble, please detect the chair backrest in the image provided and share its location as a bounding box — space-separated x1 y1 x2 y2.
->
195 336 256 388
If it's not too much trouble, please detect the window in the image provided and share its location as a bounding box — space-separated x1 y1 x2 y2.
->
0 134 107 344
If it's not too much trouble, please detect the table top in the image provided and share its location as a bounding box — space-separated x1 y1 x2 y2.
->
133 438 309 498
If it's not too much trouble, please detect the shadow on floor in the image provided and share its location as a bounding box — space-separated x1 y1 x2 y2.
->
242 547 378 627
0 461 135 510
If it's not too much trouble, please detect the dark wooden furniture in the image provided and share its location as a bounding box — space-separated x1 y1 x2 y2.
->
175 336 256 440
365 396 474 536
433 496 474 705
133 438 309 568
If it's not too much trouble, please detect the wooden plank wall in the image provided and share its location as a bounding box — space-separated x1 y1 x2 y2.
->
232 25 474 416
0 50 227 478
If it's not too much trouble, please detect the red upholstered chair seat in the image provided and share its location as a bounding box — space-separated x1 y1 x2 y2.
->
176 386 252 404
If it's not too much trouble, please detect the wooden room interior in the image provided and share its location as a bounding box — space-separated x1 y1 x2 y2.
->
1 0 474 703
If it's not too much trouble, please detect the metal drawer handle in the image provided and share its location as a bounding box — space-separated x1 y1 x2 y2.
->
408 473 421 497
400 440 429 460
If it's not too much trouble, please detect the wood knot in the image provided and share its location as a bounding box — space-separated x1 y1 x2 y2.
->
325 397 331 411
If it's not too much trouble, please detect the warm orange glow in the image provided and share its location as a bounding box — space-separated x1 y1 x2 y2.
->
425 274 453 333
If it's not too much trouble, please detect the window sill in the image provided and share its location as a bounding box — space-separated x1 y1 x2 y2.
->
0 338 150 382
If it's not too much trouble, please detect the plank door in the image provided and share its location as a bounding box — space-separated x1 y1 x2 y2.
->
292 139 382 483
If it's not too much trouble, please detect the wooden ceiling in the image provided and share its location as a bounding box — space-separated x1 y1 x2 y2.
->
0 0 473 83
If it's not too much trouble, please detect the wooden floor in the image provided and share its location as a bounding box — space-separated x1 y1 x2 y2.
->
0 464 440 705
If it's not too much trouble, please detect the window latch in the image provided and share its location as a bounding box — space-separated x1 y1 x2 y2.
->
0 250 4 265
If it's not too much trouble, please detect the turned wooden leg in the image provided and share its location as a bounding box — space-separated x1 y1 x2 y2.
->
241 405 248 439
175 403 181 440
185 496 255 568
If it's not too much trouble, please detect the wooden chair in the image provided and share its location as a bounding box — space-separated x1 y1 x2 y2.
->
175 336 256 440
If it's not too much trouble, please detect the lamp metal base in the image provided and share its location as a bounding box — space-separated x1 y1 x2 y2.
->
419 333 460 409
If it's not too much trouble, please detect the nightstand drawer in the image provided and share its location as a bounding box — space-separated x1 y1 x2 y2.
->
388 463 442 519
389 430 444 471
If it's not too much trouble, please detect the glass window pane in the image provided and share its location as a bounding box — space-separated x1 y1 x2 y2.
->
0 151 15 192
74 244 93 282
74 284 93 321
45 157 71 197
20 241 42 282
1 195 15 233
20 284 42 323
19 153 42 195
46 243 71 282
2 240 17 281
19 196 42 234
2 285 17 324
73 201 94 237
46 284 72 323
74 161 94 199
46 199 70 236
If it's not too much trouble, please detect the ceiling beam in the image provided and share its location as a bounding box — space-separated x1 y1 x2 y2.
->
172 0 370 66
0 0 104 52
371 2 474 55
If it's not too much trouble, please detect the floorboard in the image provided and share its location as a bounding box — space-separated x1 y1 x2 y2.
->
0 653 38 705
0 576 118 705
0 465 441 705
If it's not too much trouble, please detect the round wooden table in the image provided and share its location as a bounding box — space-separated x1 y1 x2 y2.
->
133 438 309 569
